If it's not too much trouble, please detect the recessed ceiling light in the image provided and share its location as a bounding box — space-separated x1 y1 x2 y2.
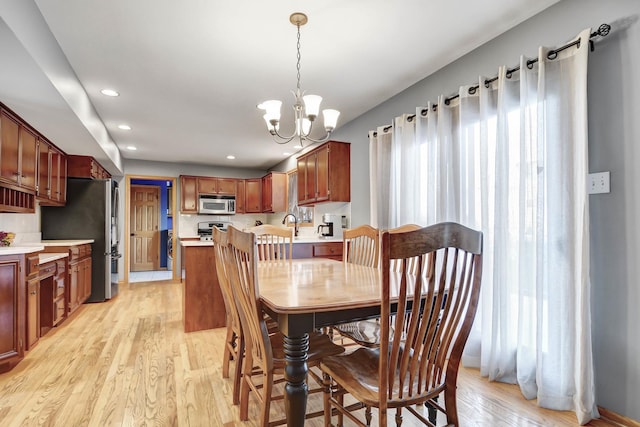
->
293 145 302 149
118 124 131 130
226 155 236 160
101 88 120 97
283 152 291 156
126 145 137 151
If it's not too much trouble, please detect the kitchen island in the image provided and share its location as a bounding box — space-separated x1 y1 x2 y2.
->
180 240 226 332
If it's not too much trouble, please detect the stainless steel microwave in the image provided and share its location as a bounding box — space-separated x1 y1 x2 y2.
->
198 194 236 215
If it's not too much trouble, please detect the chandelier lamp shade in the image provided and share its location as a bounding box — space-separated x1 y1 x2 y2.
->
258 12 340 146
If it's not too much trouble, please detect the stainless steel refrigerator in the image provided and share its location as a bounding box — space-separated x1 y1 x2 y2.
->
41 178 121 302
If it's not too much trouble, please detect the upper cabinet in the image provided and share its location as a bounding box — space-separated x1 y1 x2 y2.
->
197 177 236 195
0 109 37 192
37 139 66 206
235 179 246 214
49 148 67 204
297 140 350 206
1 103 68 212
180 175 198 213
67 155 111 180
244 178 262 213
180 173 287 214
261 172 287 213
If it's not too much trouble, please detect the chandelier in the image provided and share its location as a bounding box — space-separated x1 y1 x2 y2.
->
258 13 340 146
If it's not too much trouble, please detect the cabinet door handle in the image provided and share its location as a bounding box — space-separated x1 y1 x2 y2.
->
30 291 37 295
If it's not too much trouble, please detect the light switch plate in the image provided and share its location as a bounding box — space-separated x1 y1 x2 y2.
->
588 171 610 194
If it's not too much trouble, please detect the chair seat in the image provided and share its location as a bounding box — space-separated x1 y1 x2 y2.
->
321 347 443 409
334 319 394 347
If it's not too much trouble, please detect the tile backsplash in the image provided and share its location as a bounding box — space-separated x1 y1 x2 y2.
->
0 210 41 244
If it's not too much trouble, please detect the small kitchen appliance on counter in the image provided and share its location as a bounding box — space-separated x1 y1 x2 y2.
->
197 221 231 241
318 214 343 239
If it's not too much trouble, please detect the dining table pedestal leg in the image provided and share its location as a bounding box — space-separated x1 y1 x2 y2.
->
283 332 309 427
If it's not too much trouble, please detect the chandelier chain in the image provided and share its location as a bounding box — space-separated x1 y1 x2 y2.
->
296 23 302 94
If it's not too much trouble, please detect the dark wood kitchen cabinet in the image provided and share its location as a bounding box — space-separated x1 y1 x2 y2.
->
297 140 350 206
261 172 287 213
292 241 343 261
180 175 198 213
67 154 110 179
0 108 37 191
235 179 246 213
43 244 92 315
25 254 40 350
36 137 66 206
197 177 236 195
244 178 262 213
1 103 70 212
0 254 25 374
38 257 67 338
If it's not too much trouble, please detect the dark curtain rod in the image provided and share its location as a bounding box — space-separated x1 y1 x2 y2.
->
373 23 611 136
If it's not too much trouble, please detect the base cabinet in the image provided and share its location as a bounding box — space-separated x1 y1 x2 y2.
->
292 241 343 261
43 244 91 315
0 254 25 373
181 244 226 332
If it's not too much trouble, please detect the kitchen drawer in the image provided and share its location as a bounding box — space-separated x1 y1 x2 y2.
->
69 246 80 261
27 255 40 277
312 243 343 258
79 245 88 258
69 244 91 261
56 259 66 275
39 262 56 279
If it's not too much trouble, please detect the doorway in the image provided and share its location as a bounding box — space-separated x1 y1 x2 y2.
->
124 175 177 284
130 184 160 272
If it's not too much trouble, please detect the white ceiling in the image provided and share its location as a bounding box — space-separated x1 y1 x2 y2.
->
0 0 561 172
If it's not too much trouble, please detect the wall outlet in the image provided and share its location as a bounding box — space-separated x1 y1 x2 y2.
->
588 171 610 194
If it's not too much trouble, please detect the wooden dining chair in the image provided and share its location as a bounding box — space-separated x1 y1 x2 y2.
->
248 224 293 261
212 226 245 405
226 226 345 427
321 222 483 427
334 224 384 347
336 224 423 348
342 224 380 268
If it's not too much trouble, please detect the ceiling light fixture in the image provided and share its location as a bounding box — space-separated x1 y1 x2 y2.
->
101 88 119 97
226 155 236 160
118 124 131 130
126 145 137 151
258 12 339 147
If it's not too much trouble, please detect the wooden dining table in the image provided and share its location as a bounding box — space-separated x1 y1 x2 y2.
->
258 257 385 427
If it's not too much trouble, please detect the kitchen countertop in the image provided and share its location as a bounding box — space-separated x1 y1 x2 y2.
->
0 245 45 255
179 236 342 247
180 240 213 247
39 252 69 264
41 239 95 246
0 240 95 256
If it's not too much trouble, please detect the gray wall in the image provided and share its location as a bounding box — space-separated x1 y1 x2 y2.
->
319 0 640 420
127 0 640 418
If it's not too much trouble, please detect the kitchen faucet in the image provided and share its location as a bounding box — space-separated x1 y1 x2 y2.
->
281 213 299 237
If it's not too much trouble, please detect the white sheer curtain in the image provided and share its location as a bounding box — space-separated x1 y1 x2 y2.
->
369 29 598 424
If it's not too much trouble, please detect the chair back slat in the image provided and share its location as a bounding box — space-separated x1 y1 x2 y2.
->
343 224 380 268
249 224 293 261
379 222 483 409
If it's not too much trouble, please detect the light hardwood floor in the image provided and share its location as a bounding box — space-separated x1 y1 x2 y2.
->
0 280 624 426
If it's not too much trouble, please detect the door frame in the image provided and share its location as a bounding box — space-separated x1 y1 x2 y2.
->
124 174 178 284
